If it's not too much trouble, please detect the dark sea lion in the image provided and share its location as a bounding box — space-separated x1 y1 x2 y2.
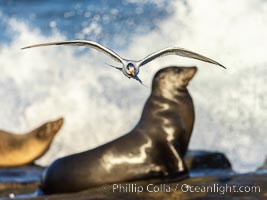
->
0 118 64 167
41 66 196 194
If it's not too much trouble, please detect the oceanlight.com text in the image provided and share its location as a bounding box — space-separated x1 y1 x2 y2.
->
105 183 261 195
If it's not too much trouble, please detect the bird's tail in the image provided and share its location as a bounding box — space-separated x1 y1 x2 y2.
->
134 76 149 88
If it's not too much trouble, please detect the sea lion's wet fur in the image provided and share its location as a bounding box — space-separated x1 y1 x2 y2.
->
0 118 64 167
150 66 196 156
42 66 196 194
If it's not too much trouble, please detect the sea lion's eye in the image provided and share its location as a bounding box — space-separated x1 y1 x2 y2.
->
37 130 48 139
37 125 51 140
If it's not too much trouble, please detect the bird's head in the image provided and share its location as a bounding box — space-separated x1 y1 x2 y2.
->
124 63 138 78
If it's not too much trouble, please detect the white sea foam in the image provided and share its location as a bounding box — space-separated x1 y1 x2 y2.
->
0 0 266 172
124 0 267 172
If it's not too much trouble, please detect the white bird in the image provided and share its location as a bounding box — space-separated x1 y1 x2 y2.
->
22 40 226 85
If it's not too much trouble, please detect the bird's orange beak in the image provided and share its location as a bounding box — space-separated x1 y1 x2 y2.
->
129 69 135 76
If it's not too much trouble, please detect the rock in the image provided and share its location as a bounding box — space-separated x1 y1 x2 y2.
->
258 157 267 170
0 165 43 197
1 152 266 200
3 172 266 200
185 150 232 171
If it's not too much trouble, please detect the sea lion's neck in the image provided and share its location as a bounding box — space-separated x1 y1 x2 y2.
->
152 86 188 102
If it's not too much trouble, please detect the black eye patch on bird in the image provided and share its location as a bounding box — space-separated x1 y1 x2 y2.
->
126 63 135 70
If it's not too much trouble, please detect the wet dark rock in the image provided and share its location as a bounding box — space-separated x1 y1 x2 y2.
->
185 150 232 171
2 172 266 200
0 165 43 197
258 157 267 170
0 152 266 200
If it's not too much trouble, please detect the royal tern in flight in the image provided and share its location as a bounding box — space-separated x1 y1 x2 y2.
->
22 40 226 85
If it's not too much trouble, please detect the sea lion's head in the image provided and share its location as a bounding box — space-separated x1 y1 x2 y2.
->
34 118 64 141
28 118 64 161
152 66 197 91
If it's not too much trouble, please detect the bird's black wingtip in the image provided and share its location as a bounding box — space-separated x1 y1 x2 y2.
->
216 62 226 69
221 65 227 69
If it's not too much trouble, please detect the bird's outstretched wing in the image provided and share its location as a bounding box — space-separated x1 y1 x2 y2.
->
22 40 124 64
138 47 226 69
105 63 122 71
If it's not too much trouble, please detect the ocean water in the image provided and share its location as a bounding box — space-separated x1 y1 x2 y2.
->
0 0 266 172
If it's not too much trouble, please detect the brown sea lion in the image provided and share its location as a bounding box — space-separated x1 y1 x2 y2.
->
41 66 196 194
0 118 64 167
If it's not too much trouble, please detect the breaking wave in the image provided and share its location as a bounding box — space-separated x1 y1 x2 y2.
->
0 0 266 172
